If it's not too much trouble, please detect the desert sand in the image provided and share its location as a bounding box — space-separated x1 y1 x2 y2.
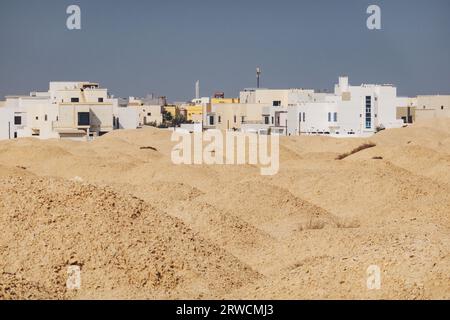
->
0 119 449 300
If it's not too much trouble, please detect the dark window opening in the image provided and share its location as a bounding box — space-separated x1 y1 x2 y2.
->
77 112 90 126
14 116 22 125
264 116 269 125
365 96 372 129
273 101 281 107
71 97 80 103
98 98 104 103
45 115 48 121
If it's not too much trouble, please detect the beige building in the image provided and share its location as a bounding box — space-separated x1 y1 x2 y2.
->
49 82 114 139
415 95 450 121
1 82 126 141
240 88 315 106
207 103 266 131
127 97 163 126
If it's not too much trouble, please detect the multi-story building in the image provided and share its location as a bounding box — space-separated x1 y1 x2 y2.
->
210 77 405 137
0 81 139 141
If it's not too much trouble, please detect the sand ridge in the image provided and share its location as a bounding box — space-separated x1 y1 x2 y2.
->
0 119 449 299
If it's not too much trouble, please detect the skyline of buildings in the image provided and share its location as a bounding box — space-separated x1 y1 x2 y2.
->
1 75 449 141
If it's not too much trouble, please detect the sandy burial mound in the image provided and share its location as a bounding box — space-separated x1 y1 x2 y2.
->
0 176 259 299
0 119 449 299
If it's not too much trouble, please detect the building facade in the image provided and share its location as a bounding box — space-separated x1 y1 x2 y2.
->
415 95 450 121
0 81 139 141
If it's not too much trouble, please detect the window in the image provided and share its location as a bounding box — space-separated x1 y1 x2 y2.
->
241 116 245 123
71 98 80 103
35 116 39 120
264 116 269 125
98 98 104 103
365 96 372 129
333 112 337 122
209 116 214 126
77 112 90 126
273 101 281 107
234 115 237 123
218 116 222 123
147 113 151 116
328 112 331 122
14 116 22 125
271 116 274 124
442 106 444 110
303 112 306 122
45 114 48 121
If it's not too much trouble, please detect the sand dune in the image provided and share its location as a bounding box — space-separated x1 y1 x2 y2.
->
0 120 449 299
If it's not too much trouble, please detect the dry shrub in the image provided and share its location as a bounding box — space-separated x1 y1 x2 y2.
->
336 142 376 160
298 218 327 231
140 146 158 151
335 218 361 229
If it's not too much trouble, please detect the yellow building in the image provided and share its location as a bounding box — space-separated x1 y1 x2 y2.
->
211 97 240 104
163 105 178 118
185 105 203 122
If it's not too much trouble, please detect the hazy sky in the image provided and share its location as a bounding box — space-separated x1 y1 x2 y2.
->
0 0 449 101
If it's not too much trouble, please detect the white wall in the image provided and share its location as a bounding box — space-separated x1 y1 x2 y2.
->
287 102 339 135
0 107 14 140
179 123 202 133
240 88 315 106
116 107 139 129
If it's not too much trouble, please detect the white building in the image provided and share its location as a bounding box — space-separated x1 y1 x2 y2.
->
239 77 404 137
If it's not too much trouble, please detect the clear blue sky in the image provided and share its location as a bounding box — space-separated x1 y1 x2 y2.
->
1 0 449 101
